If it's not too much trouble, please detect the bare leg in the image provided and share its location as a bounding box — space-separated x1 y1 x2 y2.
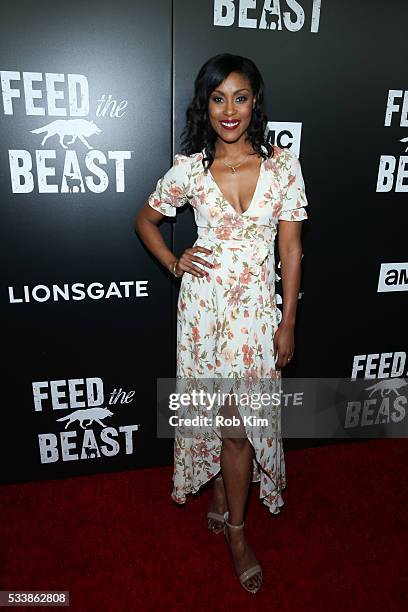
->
219 393 263 592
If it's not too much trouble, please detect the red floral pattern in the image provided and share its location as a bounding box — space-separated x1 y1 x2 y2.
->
148 145 309 514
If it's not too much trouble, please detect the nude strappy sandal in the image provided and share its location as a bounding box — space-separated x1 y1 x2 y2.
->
223 511 263 595
207 511 225 534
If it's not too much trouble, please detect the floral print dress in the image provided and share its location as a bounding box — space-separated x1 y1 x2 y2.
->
147 144 309 515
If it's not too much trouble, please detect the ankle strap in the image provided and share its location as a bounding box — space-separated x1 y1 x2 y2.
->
224 511 245 529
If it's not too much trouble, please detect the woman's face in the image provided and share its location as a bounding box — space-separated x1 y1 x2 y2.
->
208 71 256 144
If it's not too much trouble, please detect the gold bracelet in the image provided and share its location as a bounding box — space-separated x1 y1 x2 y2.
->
170 259 180 277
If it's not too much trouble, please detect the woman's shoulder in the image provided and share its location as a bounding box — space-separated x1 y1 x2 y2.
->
174 150 204 162
263 144 298 173
265 143 294 160
173 151 203 174
173 152 192 165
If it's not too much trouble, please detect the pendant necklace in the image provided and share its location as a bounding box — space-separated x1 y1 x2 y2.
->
221 153 251 174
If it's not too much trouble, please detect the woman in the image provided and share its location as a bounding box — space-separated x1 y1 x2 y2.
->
135 53 308 595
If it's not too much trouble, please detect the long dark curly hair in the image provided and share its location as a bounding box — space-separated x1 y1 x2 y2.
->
180 53 273 171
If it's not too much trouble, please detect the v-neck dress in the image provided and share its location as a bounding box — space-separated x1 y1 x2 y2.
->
147 144 309 515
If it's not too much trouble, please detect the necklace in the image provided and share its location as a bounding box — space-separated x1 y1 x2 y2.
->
220 153 251 174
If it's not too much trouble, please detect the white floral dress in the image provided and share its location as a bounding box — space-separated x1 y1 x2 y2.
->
147 144 309 514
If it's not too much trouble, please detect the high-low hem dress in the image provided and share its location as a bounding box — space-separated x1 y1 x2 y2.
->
147 144 309 515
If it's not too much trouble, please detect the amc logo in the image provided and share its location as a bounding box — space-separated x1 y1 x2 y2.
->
377 262 408 293
265 121 302 157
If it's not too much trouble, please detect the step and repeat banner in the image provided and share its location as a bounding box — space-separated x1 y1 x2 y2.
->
0 0 176 484
1 0 406 484
172 0 408 448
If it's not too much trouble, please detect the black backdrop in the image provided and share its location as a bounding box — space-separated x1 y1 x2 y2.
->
1 0 407 485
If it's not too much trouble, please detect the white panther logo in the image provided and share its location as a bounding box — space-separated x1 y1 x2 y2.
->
30 119 102 149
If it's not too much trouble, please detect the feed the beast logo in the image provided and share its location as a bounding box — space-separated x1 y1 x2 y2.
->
376 89 408 192
347 352 407 430
213 0 322 32
0 70 133 194
33 377 139 464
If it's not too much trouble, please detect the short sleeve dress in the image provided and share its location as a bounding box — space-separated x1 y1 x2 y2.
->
147 144 309 515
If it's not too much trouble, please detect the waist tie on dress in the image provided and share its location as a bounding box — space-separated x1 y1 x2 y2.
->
195 225 276 276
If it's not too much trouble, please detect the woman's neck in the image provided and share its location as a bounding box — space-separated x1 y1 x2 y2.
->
214 138 255 161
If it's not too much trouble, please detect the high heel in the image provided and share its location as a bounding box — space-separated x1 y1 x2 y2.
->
207 511 225 534
223 511 263 595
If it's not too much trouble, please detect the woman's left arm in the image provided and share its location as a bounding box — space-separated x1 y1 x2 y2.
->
273 147 309 370
274 220 304 369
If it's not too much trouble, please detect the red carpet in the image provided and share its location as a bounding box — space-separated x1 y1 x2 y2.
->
1 439 407 611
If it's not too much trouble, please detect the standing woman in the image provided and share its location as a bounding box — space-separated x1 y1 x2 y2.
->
135 53 308 595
